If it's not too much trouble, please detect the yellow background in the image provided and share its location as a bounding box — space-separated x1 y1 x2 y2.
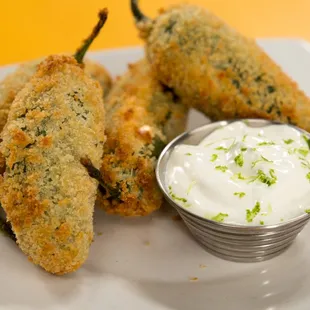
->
0 0 309 65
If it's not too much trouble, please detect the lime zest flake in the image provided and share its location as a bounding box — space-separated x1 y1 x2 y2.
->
300 158 310 169
232 169 277 186
210 154 218 162
290 147 309 157
283 138 294 145
260 220 264 225
306 173 310 182
249 169 277 186
205 137 232 148
302 135 310 149
246 202 261 223
231 172 246 180
234 153 244 167
251 155 273 168
257 141 275 146
305 209 310 214
242 135 247 142
185 152 192 156
168 185 191 207
204 141 215 147
298 147 309 157
215 146 227 151
215 165 228 173
234 192 246 198
215 138 236 153
262 204 273 216
241 147 247 152
211 213 228 223
187 181 197 195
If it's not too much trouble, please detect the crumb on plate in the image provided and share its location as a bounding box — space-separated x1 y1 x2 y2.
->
172 214 182 221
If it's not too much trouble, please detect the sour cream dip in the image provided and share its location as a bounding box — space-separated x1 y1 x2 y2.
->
165 121 310 225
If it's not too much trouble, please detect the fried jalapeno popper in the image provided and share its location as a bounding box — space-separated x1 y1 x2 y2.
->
0 10 107 275
131 1 310 131
97 59 188 216
0 58 112 134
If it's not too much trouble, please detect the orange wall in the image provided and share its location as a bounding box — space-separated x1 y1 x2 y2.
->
0 0 309 65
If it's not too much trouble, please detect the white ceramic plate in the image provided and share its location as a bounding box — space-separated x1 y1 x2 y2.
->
1 39 310 310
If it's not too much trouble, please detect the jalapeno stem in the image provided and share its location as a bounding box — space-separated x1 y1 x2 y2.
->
80 157 121 199
0 217 16 241
131 0 149 22
80 157 105 187
74 8 108 64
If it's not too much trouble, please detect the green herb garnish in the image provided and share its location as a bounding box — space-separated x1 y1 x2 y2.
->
215 139 236 153
234 153 244 167
246 202 261 223
289 147 309 157
250 169 277 186
283 139 294 145
210 154 218 162
204 141 216 147
298 147 309 157
234 192 246 198
251 155 273 168
303 135 310 149
301 158 310 169
241 147 247 152
211 213 228 223
215 165 228 173
257 141 275 146
232 172 246 180
169 186 190 205
261 204 273 216
215 146 227 151
269 169 276 179
187 181 197 195
267 85 276 93
170 194 187 203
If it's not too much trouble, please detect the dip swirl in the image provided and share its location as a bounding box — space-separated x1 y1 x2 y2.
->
166 121 310 225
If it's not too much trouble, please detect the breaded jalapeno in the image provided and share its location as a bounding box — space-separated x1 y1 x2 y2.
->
131 1 310 131
97 59 188 216
0 58 112 134
0 10 107 275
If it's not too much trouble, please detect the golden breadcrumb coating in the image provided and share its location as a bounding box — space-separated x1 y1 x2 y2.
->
136 4 310 131
84 59 112 97
97 59 188 216
0 55 105 275
0 58 111 133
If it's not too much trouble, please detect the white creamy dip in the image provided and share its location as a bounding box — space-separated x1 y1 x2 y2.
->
165 121 310 225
